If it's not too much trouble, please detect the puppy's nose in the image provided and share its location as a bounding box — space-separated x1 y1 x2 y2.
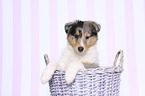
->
78 46 84 52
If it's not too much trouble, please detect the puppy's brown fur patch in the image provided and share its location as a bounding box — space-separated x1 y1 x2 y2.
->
76 30 80 36
83 34 97 51
67 35 81 53
67 32 97 54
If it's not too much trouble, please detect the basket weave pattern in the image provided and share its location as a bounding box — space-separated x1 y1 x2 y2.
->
46 50 124 96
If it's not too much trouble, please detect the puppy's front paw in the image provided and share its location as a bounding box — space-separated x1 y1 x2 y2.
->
65 61 85 84
41 62 57 84
65 70 76 84
41 68 51 84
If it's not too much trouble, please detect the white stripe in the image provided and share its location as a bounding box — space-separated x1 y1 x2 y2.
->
57 0 68 59
76 0 87 20
94 0 108 67
39 0 51 96
1 0 13 96
21 0 31 96
114 0 130 95
80 40 84 47
133 0 145 95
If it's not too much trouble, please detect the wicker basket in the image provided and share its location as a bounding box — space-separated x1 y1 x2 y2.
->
44 50 124 96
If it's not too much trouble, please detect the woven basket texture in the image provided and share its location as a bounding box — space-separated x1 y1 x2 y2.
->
47 50 124 96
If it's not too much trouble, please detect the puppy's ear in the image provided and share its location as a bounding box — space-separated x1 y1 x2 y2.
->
65 22 74 34
89 21 101 32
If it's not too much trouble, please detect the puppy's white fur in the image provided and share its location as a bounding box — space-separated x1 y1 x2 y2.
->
41 44 98 84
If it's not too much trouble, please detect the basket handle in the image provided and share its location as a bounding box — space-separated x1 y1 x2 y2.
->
44 54 49 66
113 50 124 68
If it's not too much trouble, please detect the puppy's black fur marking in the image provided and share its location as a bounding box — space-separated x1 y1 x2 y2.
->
65 20 101 38
78 30 82 38
65 20 84 35
91 32 97 37
69 21 84 36
74 35 79 40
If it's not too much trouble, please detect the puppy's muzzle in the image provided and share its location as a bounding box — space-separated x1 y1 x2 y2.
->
78 46 84 52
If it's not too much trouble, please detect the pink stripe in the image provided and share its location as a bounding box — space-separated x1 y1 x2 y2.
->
106 0 116 66
49 0 59 61
125 0 139 96
0 0 2 94
12 0 21 96
68 0 76 21
86 0 95 20
31 0 40 96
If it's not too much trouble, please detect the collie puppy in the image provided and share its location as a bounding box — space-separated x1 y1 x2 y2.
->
41 20 101 84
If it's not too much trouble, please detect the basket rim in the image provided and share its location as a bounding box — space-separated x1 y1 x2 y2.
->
53 65 123 75
44 50 124 74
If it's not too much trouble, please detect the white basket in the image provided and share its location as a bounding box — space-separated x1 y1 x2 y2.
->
44 50 124 96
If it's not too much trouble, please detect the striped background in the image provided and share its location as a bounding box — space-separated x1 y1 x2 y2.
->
0 0 145 96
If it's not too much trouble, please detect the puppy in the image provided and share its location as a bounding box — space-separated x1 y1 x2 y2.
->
41 20 101 84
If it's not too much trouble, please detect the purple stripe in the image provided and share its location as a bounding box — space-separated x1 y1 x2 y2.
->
31 0 40 96
106 0 116 66
125 0 139 96
49 0 59 61
86 0 95 20
68 0 76 21
12 0 21 96
0 0 2 95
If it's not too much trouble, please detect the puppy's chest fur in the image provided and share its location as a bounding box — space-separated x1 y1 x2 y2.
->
57 45 98 69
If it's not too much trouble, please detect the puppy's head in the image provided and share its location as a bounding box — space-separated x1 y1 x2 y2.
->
65 20 101 54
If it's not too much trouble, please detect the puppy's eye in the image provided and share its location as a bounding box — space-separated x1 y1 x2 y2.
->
79 30 82 33
85 36 90 40
72 35 78 41
74 35 79 38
